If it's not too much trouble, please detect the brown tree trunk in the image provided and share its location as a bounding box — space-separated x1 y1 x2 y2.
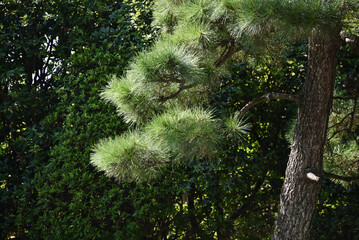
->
273 32 341 239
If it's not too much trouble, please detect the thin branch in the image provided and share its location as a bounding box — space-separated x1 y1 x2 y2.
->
152 74 183 84
158 84 196 102
328 128 349 140
42 38 54 77
328 97 357 139
236 93 300 119
348 35 359 56
324 171 359 182
353 132 359 145
333 96 356 100
343 71 359 97
349 98 357 131
214 38 237 68
328 111 352 129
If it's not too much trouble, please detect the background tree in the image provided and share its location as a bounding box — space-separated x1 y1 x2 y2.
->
0 0 155 238
91 0 359 239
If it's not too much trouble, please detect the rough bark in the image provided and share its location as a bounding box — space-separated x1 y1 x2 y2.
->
273 32 341 240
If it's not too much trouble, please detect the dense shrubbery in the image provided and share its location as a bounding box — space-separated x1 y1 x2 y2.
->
1 0 154 238
1 0 358 239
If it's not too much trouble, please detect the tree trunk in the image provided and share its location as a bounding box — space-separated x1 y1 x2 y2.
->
273 32 341 239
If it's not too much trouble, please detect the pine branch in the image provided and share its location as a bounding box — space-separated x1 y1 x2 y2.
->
349 98 357 131
324 171 359 182
328 99 357 139
328 111 353 129
328 128 349 141
214 38 237 68
159 83 196 102
333 96 356 100
237 93 300 119
152 73 184 84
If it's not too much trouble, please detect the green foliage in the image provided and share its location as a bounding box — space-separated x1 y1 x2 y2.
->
91 105 254 182
152 0 183 32
101 41 207 124
101 75 162 124
1 0 155 238
91 131 169 182
132 41 205 85
151 0 358 61
93 42 305 238
312 180 359 240
173 22 216 50
147 107 223 161
176 0 213 23
323 46 359 185
224 114 252 140
2 0 358 239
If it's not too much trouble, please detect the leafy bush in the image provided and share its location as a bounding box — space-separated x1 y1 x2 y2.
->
1 0 155 238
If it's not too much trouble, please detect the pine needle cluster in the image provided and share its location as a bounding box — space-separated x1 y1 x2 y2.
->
91 131 170 182
146 107 223 161
91 106 249 181
101 41 206 124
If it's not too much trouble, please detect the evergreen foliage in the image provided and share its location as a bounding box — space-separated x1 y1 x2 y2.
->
1 0 359 239
92 0 359 182
91 0 359 238
91 131 169 182
147 107 224 161
101 41 207 124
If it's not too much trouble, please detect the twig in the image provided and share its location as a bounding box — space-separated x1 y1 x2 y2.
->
236 93 300 119
349 98 357 131
328 111 352 129
333 96 356 100
324 171 359 182
159 84 196 102
214 38 237 68
328 128 349 140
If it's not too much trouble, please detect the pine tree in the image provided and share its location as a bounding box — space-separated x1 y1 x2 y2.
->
91 0 359 239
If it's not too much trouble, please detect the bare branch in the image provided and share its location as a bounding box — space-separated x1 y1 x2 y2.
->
328 111 352 129
324 171 359 182
236 93 300 119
